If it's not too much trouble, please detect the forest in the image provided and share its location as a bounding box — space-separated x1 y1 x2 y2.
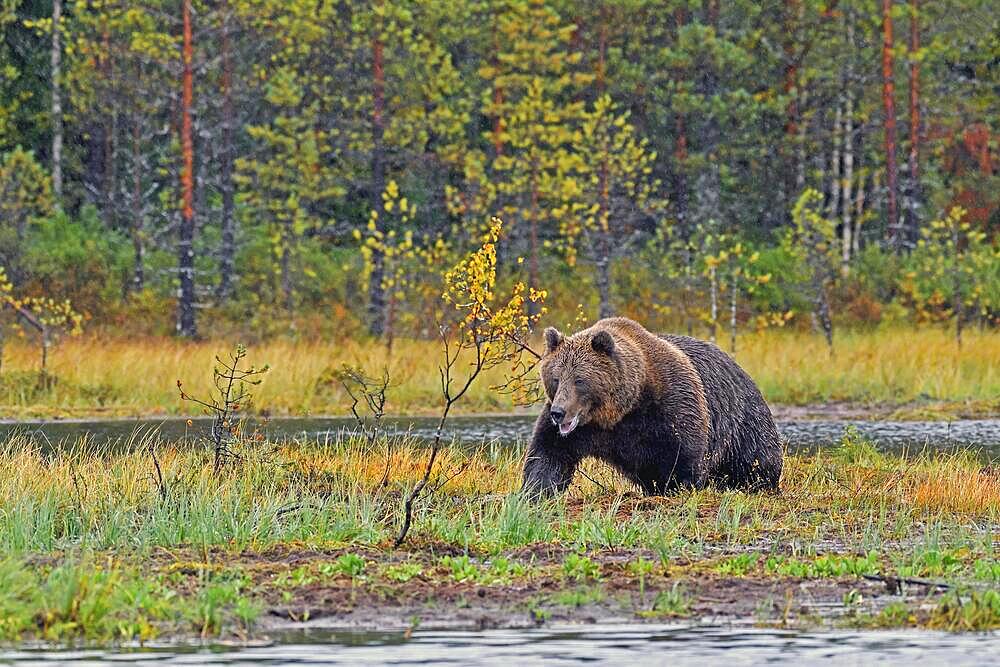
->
0 0 997 348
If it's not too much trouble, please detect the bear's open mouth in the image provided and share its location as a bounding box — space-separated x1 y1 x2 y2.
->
557 413 580 436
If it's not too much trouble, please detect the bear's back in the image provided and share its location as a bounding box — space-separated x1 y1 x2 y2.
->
659 334 780 485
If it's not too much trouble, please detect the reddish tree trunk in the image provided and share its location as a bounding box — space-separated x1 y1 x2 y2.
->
881 0 901 249
906 0 921 244
177 0 197 337
596 9 607 92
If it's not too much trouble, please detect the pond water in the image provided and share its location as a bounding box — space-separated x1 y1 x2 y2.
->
3 415 1000 460
2 624 998 665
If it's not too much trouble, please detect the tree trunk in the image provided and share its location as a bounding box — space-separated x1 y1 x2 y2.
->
281 220 293 314
527 158 540 318
881 0 901 250
709 264 717 343
783 0 803 208
853 167 865 255
131 114 144 293
102 28 116 229
593 15 613 319
906 0 921 246
697 1 722 230
828 101 842 219
810 254 834 355
840 20 855 276
217 2 237 302
795 89 808 192
673 8 689 234
729 268 737 354
684 242 694 337
817 285 833 354
50 0 62 206
367 28 387 337
177 0 197 338
952 222 962 348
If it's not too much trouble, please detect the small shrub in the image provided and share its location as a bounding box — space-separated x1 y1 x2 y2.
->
716 553 759 576
562 553 601 582
440 555 479 583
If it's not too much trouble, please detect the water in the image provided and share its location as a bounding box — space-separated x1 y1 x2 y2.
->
3 415 1000 460
2 625 998 665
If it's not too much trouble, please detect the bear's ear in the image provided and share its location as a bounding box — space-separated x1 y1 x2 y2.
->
544 327 563 353
591 330 616 356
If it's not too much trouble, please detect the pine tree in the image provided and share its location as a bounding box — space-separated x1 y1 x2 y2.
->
482 0 592 306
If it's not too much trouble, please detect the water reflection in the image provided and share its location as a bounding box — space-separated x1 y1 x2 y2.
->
1 625 998 665
2 415 999 460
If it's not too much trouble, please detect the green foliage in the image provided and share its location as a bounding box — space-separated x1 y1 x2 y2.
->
0 147 52 278
333 553 367 578
562 552 601 582
23 207 129 311
0 0 995 339
439 554 480 583
764 552 879 578
384 562 423 583
0 556 188 642
644 582 691 618
929 590 1000 631
899 207 999 330
716 553 759 576
480 0 593 269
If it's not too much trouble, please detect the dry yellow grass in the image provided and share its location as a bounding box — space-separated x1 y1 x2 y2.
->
0 326 997 418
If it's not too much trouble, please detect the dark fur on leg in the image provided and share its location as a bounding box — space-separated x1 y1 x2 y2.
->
521 406 581 498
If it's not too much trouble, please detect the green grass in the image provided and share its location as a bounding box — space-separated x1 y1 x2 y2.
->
0 428 996 641
0 326 997 418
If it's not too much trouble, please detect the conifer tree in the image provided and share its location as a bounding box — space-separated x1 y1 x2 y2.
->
481 0 592 307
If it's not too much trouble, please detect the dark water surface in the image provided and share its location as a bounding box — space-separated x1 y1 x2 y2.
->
3 415 1000 460
1 625 998 666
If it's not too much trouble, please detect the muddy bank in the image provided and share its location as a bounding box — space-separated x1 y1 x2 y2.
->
150 545 959 637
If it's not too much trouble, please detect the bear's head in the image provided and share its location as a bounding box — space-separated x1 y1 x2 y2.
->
539 325 645 436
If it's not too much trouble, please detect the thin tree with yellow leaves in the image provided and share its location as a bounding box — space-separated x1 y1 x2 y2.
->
0 266 82 374
394 216 546 548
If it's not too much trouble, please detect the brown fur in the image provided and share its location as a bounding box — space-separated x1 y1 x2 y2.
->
523 317 782 496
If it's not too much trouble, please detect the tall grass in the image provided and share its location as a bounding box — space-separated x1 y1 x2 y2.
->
0 429 995 556
1 327 997 418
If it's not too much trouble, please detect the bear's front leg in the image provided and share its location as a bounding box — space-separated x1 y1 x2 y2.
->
521 407 580 498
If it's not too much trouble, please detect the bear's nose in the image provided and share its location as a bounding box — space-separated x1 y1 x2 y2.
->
549 407 566 425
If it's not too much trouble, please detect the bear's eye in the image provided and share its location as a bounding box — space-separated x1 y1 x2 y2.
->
574 379 587 390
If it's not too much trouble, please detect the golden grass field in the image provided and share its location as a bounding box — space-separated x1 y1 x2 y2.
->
0 326 995 419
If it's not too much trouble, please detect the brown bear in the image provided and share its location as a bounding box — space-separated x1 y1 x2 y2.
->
521 317 782 496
